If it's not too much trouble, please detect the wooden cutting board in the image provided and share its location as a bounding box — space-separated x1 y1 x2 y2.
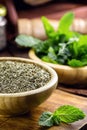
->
0 90 87 130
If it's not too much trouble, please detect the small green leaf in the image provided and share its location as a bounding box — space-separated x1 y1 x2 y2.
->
15 34 41 47
39 111 54 127
67 37 79 58
68 59 83 67
41 16 55 38
68 56 87 67
48 47 57 61
54 105 85 123
78 35 87 47
58 12 74 34
76 35 87 57
57 43 71 64
52 114 61 125
41 56 58 64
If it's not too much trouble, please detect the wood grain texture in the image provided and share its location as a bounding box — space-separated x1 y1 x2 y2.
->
0 90 86 130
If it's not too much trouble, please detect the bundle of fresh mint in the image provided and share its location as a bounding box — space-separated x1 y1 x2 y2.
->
15 12 87 67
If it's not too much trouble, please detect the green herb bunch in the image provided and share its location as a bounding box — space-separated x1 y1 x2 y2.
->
38 105 85 127
15 12 87 67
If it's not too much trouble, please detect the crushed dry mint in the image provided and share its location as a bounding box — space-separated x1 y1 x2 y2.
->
0 61 51 93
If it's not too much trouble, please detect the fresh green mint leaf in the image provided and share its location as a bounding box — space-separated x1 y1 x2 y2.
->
39 111 54 127
54 105 85 123
48 47 57 61
39 105 86 127
41 16 55 38
35 39 52 54
68 35 87 66
78 35 87 47
15 34 41 48
76 35 87 57
41 56 58 64
52 114 61 125
68 59 84 67
68 56 87 67
57 43 71 64
58 12 74 34
67 37 79 58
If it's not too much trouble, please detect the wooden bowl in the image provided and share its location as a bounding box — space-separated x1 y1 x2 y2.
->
0 57 58 117
29 49 87 85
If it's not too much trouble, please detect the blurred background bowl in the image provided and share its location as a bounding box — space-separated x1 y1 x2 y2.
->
0 57 58 117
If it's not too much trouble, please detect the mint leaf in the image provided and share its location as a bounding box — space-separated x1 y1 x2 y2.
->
39 111 54 127
54 105 85 123
58 12 74 34
15 34 41 47
48 47 57 61
15 12 87 67
68 59 84 67
68 57 87 67
76 35 87 57
41 16 55 38
57 43 71 64
77 35 87 47
41 56 58 64
52 114 61 125
39 105 86 127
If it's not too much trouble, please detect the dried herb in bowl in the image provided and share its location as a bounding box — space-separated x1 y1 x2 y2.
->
0 61 51 93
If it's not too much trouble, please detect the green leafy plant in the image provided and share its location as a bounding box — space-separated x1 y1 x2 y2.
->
38 105 86 127
15 12 87 67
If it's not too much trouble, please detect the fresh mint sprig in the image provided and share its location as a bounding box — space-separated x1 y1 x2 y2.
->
38 105 86 127
15 12 87 67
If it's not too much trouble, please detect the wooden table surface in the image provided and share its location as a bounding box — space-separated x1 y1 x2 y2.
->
0 2 87 129
0 90 87 130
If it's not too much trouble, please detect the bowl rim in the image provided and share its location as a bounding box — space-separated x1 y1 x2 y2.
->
0 57 58 97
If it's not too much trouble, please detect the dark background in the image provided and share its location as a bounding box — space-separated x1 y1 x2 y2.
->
13 0 87 10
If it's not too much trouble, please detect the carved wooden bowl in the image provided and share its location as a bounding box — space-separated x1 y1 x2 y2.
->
27 18 87 85
0 57 58 117
29 49 87 85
